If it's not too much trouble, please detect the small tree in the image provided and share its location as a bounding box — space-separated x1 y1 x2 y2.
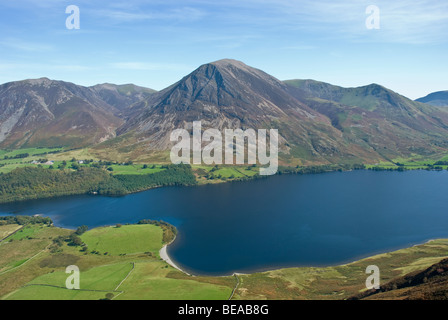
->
69 234 83 246
105 293 114 300
75 225 88 235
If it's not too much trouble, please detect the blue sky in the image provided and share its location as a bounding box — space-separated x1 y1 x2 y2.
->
0 0 447 99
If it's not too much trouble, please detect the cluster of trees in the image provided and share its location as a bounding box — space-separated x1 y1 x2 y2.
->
0 215 52 226
3 153 29 160
368 166 407 172
369 165 446 171
0 164 197 204
277 163 366 175
75 225 88 235
114 164 196 193
0 166 116 203
33 149 63 156
49 225 88 253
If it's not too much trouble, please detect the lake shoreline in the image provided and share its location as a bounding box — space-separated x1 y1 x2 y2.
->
0 164 363 205
159 235 193 276
160 237 448 278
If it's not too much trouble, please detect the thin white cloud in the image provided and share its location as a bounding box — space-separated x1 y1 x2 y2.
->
185 0 448 45
288 0 448 44
110 62 192 71
97 7 206 23
0 39 53 52
282 44 317 51
0 63 91 72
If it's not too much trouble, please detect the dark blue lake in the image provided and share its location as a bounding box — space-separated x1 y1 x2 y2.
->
1 170 448 276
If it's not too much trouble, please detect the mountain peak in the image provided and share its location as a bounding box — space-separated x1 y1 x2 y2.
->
364 83 388 91
117 59 329 150
202 59 266 78
22 77 53 86
209 59 248 68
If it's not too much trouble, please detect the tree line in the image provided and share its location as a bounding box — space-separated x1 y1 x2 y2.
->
0 215 52 226
0 164 197 204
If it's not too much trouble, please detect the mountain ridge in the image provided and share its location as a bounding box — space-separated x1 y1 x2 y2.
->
0 78 156 148
2 59 448 166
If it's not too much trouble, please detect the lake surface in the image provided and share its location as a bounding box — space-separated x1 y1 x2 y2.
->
1 170 448 276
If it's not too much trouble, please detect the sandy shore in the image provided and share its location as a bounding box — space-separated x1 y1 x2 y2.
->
159 242 192 276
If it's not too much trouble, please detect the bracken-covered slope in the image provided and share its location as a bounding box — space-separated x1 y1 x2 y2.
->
348 258 448 300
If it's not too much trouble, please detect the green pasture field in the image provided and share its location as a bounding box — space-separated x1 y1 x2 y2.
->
115 260 232 300
81 224 164 256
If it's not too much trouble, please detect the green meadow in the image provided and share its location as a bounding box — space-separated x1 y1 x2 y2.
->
81 225 164 256
115 260 232 300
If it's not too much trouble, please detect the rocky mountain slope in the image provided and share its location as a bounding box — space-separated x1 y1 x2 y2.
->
112 59 357 164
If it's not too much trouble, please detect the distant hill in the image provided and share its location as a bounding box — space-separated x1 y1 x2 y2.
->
416 90 448 107
90 83 156 118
